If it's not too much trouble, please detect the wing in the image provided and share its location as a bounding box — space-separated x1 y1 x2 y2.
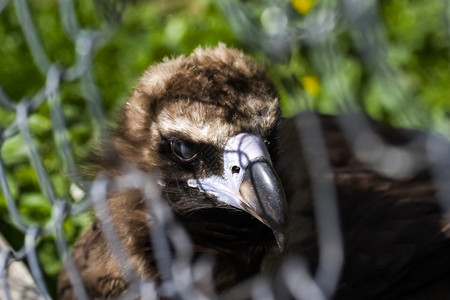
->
276 112 450 299
57 189 156 300
57 222 128 300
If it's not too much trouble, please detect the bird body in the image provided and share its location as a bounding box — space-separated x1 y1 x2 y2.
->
58 45 450 299
277 113 450 299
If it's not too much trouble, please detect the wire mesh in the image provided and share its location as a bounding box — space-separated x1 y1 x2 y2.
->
0 0 107 298
0 0 449 299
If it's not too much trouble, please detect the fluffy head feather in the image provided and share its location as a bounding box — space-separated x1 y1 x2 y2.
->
113 43 280 174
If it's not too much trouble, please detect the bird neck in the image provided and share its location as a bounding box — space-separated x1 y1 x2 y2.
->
163 180 276 290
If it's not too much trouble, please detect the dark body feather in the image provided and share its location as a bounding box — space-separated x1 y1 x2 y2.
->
276 113 450 300
58 45 450 299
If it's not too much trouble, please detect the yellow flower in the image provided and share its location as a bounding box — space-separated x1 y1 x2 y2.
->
292 0 315 14
301 75 320 96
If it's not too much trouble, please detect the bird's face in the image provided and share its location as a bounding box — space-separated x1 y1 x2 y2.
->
114 45 287 248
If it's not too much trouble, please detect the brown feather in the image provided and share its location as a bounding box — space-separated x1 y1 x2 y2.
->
58 45 450 300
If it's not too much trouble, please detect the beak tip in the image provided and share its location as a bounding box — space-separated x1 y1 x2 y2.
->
273 230 286 253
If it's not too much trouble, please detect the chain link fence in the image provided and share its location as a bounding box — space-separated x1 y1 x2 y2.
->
1 0 109 298
0 0 449 299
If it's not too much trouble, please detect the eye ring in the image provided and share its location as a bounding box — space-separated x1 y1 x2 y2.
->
170 139 199 162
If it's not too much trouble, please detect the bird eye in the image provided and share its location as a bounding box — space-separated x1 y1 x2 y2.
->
171 140 198 161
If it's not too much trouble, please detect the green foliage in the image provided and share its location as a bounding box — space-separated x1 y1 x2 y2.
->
0 0 448 296
94 0 239 112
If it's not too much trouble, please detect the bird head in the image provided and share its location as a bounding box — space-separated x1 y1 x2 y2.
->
112 44 287 249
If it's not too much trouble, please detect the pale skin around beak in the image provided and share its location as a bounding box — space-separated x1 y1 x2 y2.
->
188 133 287 250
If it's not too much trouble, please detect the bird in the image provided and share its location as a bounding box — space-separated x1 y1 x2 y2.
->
57 44 450 300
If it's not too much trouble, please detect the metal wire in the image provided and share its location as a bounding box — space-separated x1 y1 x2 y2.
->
0 0 109 298
0 0 448 299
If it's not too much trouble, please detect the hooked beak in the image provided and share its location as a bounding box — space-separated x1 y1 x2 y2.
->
187 133 287 250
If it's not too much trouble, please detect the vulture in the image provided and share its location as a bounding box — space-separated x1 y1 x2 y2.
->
58 44 450 300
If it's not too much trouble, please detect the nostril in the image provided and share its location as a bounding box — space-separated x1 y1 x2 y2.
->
231 166 240 175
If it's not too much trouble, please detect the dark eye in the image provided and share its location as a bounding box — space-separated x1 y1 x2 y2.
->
170 140 198 161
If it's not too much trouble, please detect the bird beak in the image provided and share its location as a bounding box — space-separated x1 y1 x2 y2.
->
239 156 287 249
187 133 287 250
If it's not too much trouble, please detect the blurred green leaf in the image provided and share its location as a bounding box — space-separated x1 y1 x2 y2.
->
18 195 51 226
1 135 28 165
